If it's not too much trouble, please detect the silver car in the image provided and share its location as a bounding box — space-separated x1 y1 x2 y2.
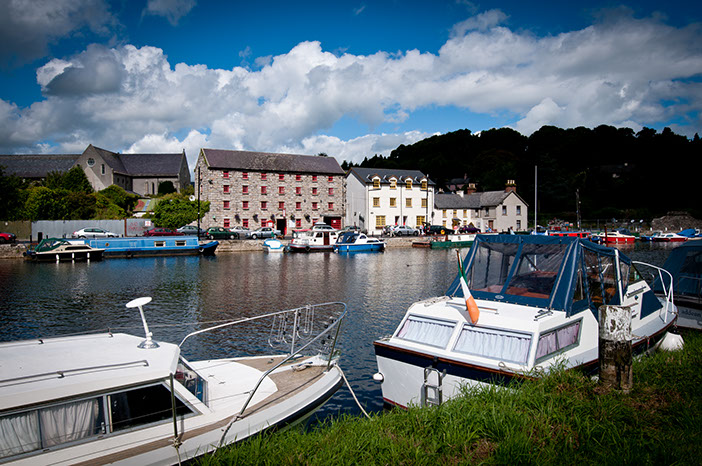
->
249 227 281 239
72 227 118 238
393 225 420 236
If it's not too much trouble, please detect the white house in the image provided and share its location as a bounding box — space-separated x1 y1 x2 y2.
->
345 168 435 234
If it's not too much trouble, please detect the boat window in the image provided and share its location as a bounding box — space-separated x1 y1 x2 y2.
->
395 315 456 348
110 383 190 432
454 325 531 364
584 250 617 306
176 359 207 404
467 242 519 293
175 240 186 246
535 320 581 362
154 241 166 247
505 244 567 299
0 397 105 459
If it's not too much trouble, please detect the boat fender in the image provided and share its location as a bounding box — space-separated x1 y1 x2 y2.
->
199 247 204 253
292 361 313 372
305 245 311 252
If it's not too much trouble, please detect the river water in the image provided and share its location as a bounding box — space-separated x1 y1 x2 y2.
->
0 240 678 420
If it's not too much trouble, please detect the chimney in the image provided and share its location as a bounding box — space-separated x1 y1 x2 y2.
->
466 183 477 195
505 180 516 193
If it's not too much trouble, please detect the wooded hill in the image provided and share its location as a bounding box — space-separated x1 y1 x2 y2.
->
346 126 701 224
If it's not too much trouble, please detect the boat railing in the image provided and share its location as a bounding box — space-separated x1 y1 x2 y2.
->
632 261 675 322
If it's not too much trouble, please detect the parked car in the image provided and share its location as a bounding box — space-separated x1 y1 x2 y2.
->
427 225 454 235
229 226 251 237
177 225 206 236
381 225 398 236
393 225 420 236
249 227 281 239
144 227 184 236
458 226 480 234
72 227 118 238
206 227 239 240
312 222 335 231
0 232 16 243
341 225 367 234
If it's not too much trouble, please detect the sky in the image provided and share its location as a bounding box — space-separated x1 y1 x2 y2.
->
1 0 701 171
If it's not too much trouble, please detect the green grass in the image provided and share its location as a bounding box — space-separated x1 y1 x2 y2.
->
198 331 702 465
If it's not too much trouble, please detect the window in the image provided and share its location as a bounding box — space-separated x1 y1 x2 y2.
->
241 172 247 179
87 157 95 167
312 187 318 195
279 173 285 181
421 180 428 190
296 186 302 195
328 202 334 210
242 185 248 194
295 218 302 228
406 179 412 189
421 198 427 208
261 201 267 210
261 173 267 180
502 206 507 215
296 202 302 210
312 175 318 182
223 185 230 194
390 198 397 208
390 179 397 189
243 218 249 227
516 205 522 215
376 215 386 228
417 215 425 226
443 210 447 218
329 187 334 195
223 171 230 179
463 210 467 217
517 220 522 230
279 201 285 210
111 384 190 432
373 178 380 189
396 315 455 348
328 176 334 182
223 218 230 228
536 321 581 362
373 197 380 207
261 186 267 194
101 164 105 175
312 202 318 210
223 200 230 210
242 201 249 209
296 174 302 181
279 186 285 194
453 210 457 217
455 325 532 364
406 198 412 207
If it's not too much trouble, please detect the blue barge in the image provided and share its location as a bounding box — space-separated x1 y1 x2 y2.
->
82 236 218 258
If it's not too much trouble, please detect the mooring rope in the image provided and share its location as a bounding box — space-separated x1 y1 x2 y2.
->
337 365 371 420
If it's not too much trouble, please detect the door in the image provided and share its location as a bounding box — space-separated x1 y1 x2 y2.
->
276 219 287 236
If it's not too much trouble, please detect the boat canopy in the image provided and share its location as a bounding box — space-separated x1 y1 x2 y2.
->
33 238 72 252
654 241 702 298
337 232 360 244
447 234 661 318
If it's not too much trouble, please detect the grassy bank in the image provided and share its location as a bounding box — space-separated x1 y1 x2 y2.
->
200 331 702 465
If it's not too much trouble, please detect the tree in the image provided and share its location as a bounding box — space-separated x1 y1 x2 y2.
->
152 194 210 229
24 187 68 220
99 185 139 213
62 166 93 193
0 167 26 220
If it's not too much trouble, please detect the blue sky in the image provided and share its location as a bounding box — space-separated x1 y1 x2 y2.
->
1 0 701 169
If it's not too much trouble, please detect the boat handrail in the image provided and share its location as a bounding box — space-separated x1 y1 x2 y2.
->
632 261 675 322
0 360 149 386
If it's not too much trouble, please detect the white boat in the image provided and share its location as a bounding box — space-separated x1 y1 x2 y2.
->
23 238 104 262
263 238 285 252
591 228 636 244
655 241 702 330
288 224 339 252
374 234 677 408
0 297 346 465
333 232 386 253
652 232 688 243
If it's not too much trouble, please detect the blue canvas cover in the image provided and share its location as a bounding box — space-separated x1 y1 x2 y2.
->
447 234 660 318
654 241 702 299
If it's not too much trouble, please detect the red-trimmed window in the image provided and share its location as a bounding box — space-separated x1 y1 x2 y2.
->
279 201 285 210
261 201 267 210
223 171 229 179
223 185 230 194
243 218 249 227
328 176 334 182
242 185 248 194
296 202 302 210
328 202 334 210
312 175 318 182
279 186 285 194
242 172 248 179
224 218 230 228
261 186 267 194
279 174 285 181
261 173 267 180
312 187 318 195
296 186 302 195
295 174 302 181
328 187 334 195
242 201 249 209
223 200 230 210
312 202 318 210
295 218 302 228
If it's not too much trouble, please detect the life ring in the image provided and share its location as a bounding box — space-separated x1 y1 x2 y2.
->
305 245 311 252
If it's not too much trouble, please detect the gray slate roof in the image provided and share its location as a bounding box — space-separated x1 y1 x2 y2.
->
87 145 184 177
435 191 526 209
202 149 344 175
0 154 79 178
348 167 434 185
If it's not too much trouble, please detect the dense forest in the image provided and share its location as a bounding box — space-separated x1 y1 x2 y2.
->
344 125 701 224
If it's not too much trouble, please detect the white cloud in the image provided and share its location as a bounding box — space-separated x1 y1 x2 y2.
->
143 0 197 26
1 8 701 168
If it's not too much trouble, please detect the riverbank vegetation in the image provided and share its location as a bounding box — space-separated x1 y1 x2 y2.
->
200 331 701 465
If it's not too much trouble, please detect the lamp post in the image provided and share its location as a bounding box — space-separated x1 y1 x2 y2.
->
197 166 201 235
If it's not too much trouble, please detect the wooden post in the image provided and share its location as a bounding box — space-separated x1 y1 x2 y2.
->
598 305 633 392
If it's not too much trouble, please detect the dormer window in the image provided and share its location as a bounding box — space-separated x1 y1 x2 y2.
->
406 179 413 190
421 180 428 190
389 179 397 190
373 178 380 189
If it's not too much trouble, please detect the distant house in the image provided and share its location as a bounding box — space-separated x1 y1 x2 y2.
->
0 145 191 196
195 149 346 233
434 181 528 232
345 167 435 234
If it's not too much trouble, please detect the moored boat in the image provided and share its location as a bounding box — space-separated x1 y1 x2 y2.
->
655 241 702 330
287 228 339 252
23 238 104 262
591 228 636 244
373 234 677 409
333 232 386 253
82 236 217 258
0 297 346 464
263 238 285 252
653 232 688 242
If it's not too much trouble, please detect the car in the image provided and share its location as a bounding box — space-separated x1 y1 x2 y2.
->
381 225 397 236
393 225 420 236
206 227 239 240
177 225 206 236
72 227 118 238
312 222 335 231
229 226 251 237
427 225 454 235
0 232 16 243
341 225 367 234
249 227 281 239
458 226 480 234
144 227 184 236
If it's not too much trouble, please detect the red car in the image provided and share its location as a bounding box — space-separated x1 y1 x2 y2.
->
143 227 184 236
0 232 16 243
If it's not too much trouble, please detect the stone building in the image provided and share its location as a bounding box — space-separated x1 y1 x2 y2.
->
195 149 346 233
435 181 528 232
345 167 435 235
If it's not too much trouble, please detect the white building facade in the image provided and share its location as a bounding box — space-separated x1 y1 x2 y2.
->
346 168 435 235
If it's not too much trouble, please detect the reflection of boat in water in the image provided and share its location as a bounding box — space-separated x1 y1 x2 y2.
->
82 236 218 257
24 238 104 262
333 232 386 253
0 297 347 465
374 234 677 409
656 241 702 330
263 238 285 252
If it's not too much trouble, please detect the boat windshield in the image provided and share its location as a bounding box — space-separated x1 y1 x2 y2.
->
34 238 71 252
337 232 358 243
